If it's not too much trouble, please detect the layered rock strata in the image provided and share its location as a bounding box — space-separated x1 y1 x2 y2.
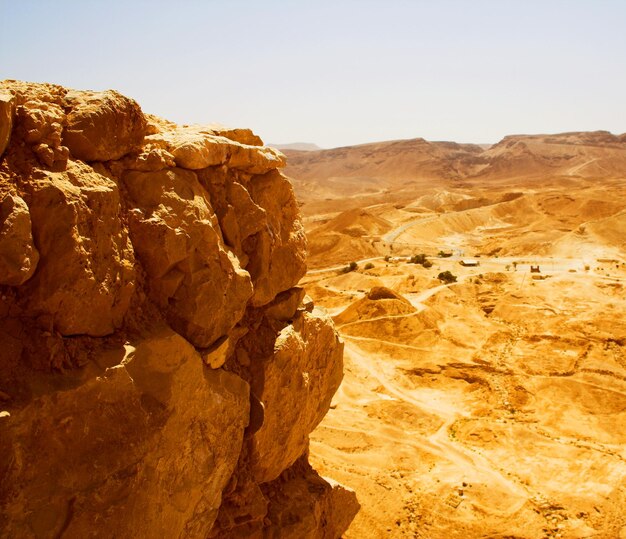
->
0 81 358 538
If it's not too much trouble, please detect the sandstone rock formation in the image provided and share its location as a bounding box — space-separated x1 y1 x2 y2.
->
0 81 358 538
0 91 14 157
0 193 39 286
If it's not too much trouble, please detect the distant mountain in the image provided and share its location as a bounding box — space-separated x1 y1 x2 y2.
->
284 132 626 213
283 137 485 214
270 142 322 151
291 131 626 268
473 131 626 180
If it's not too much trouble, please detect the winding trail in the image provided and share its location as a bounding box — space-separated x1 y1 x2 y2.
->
341 341 532 506
381 215 439 243
308 221 626 536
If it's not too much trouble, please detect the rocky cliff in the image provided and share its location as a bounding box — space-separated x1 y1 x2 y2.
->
0 81 359 538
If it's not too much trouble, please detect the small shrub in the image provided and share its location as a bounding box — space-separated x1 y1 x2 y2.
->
408 254 432 268
438 250 453 258
384 255 391 262
364 262 374 270
341 261 358 273
437 271 457 284
409 253 427 265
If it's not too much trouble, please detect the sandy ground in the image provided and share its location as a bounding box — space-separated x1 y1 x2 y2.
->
301 200 626 538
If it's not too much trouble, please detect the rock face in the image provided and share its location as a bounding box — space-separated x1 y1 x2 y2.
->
249 309 345 483
0 91 14 157
0 193 39 286
63 89 147 162
0 81 358 538
262 455 363 539
23 161 135 336
122 167 253 348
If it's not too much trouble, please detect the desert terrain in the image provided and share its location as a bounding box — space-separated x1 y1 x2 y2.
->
290 132 626 538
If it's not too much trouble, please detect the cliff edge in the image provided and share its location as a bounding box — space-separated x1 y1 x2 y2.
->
0 81 359 538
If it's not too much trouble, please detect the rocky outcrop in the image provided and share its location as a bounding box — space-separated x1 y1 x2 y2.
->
0 91 14 157
249 309 344 483
261 455 363 539
1 327 250 538
63 89 147 162
0 81 358 538
0 193 39 286
23 160 135 336
122 166 252 348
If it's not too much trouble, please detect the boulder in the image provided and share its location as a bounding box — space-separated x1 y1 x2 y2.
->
262 456 360 539
264 287 306 321
227 143 286 174
0 327 250 538
63 89 147 161
123 167 253 348
245 170 307 306
151 129 229 170
14 97 69 167
249 309 344 483
198 170 267 268
0 81 357 538
209 124 263 146
117 141 176 172
0 91 14 157
147 126 285 174
210 126 263 146
300 295 315 313
0 194 39 286
22 161 135 336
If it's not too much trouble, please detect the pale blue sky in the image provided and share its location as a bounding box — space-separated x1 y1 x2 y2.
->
2 1 625 147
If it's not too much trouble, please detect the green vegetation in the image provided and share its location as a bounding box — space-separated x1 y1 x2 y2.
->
341 261 358 274
364 262 375 270
437 270 457 284
438 250 453 258
408 253 433 268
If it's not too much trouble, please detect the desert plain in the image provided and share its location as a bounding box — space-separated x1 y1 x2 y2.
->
286 132 626 538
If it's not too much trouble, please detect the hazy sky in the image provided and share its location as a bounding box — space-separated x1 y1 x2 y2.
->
2 1 625 148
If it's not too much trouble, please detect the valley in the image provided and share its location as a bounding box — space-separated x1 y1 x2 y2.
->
292 132 626 538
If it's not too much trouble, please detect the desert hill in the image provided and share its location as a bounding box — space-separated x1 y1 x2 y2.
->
285 131 626 268
286 131 626 216
285 137 484 184
304 208 394 265
285 138 484 216
472 130 626 181
332 286 416 326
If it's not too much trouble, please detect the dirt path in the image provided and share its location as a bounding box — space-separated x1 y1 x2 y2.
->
308 235 626 537
341 341 532 504
381 215 439 243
